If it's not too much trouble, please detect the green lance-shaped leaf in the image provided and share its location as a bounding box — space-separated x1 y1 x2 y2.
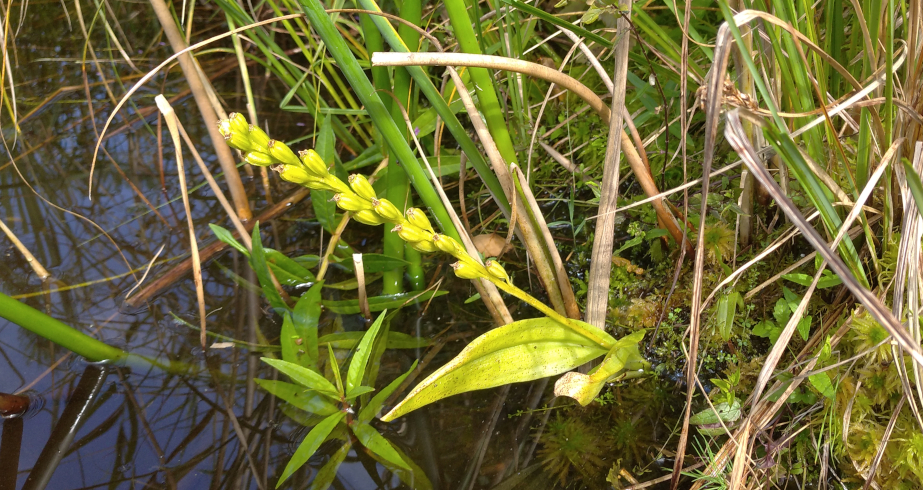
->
251 223 287 313
280 313 298 365
307 440 351 490
319 331 429 350
253 379 339 416
292 282 323 370
381 317 614 421
351 422 410 470
346 310 388 394
689 399 742 436
359 360 418 424
262 357 339 399
276 411 345 487
553 330 647 406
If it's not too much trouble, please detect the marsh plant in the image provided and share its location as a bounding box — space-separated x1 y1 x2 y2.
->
217 112 651 480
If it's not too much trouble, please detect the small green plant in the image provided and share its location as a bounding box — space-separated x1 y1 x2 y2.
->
258 308 430 489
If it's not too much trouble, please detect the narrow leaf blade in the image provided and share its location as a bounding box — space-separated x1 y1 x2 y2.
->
346 311 388 393
277 411 345 487
261 357 338 397
253 379 338 416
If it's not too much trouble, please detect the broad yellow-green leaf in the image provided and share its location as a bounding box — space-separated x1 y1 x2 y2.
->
253 379 338 416
277 411 345 487
381 317 613 421
553 330 647 406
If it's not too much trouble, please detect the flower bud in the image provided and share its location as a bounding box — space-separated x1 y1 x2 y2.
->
267 140 301 166
393 223 429 243
405 208 433 233
299 149 329 177
451 261 485 280
276 164 319 186
320 175 351 194
353 210 387 226
372 198 404 223
244 151 274 166
227 112 250 134
248 125 271 153
484 259 509 282
332 192 373 212
218 116 251 151
348 174 377 200
410 239 438 253
433 234 464 257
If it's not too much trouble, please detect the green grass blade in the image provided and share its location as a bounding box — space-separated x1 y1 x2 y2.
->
296 0 460 241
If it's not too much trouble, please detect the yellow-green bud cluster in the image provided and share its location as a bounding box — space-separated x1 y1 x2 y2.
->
217 113 511 284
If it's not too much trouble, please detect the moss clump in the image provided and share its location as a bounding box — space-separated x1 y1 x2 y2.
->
538 415 610 488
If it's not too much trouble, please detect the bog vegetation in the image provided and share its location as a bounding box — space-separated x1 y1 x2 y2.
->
2 0 923 487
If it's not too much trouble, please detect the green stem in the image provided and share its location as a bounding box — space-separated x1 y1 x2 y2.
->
361 12 405 295
355 0 510 216
297 0 461 242
488 280 613 348
441 0 519 166
383 0 424 293
0 292 187 373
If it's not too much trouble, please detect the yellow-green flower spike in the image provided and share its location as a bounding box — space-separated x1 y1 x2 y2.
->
348 174 377 200
267 140 301 166
451 261 485 280
372 198 404 223
405 208 433 233
299 149 328 178
353 210 387 226
332 192 373 212
410 240 438 253
248 125 271 153
393 224 429 243
484 259 509 282
243 151 274 167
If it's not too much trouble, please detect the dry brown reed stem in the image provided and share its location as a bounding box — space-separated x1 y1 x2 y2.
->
0 216 50 280
585 1 632 328
437 65 567 320
123 188 310 308
124 0 251 220
156 95 208 349
373 51 691 252
387 93 517 325
352 254 370 320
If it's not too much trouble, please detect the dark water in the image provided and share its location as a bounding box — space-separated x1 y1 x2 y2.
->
0 2 680 489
